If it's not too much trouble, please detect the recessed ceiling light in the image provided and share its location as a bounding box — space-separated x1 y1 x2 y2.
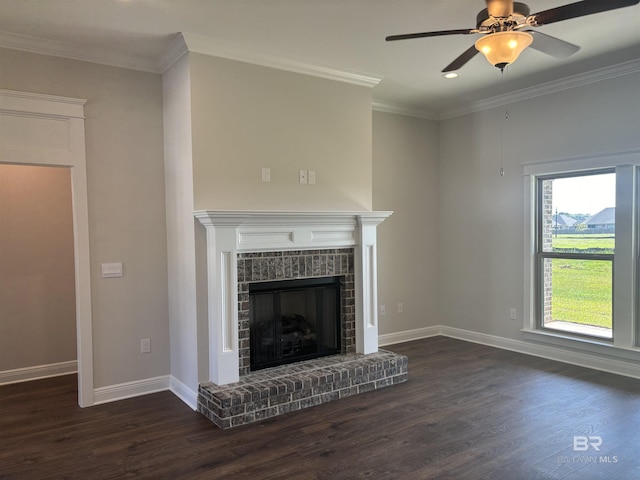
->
442 72 458 79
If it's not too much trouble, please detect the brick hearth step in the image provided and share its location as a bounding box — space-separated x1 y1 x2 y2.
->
197 349 408 429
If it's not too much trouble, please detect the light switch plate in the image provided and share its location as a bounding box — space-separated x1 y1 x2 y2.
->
101 262 123 278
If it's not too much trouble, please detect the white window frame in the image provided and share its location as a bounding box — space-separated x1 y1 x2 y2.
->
522 150 639 357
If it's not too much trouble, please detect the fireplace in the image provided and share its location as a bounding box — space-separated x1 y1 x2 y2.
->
249 277 341 370
194 210 409 429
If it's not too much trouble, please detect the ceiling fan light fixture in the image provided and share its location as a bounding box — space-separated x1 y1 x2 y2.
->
475 31 533 69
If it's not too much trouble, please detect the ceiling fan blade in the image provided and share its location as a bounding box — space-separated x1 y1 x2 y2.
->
532 0 639 26
486 0 514 18
526 30 580 58
386 29 474 42
442 45 480 72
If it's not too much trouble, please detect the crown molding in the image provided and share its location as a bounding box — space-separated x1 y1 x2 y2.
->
0 30 382 87
0 88 86 106
372 100 439 120
3 29 635 116
157 33 189 73
0 31 159 73
181 33 381 88
440 58 640 120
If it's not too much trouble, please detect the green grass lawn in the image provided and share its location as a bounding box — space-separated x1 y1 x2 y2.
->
550 258 612 328
547 234 614 330
551 233 615 253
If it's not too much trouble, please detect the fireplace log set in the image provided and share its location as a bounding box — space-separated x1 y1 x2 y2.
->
249 277 341 371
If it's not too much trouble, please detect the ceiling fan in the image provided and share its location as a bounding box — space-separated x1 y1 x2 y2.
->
386 0 640 72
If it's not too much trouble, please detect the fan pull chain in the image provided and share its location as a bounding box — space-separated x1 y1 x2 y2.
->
499 67 510 177
500 109 509 176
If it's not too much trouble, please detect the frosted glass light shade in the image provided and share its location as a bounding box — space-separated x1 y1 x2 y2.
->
475 31 533 69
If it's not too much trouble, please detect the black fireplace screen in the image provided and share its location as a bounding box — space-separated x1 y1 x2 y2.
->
249 277 341 371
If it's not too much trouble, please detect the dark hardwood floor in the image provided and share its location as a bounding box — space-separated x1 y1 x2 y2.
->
2 337 640 479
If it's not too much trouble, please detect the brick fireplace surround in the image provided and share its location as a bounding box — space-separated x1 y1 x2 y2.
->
194 211 408 428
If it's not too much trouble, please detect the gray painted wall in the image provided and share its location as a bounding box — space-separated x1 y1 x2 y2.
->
373 111 440 335
438 72 640 340
0 48 170 388
2 43 637 395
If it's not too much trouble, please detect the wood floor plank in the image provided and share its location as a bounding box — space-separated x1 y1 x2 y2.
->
2 337 640 479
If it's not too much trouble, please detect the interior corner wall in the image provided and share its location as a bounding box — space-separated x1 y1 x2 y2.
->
162 53 201 393
188 53 373 212
372 111 440 335
437 71 640 340
0 48 170 389
0 164 76 370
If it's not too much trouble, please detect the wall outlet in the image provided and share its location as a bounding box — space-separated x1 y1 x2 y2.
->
510 308 517 320
379 305 386 316
140 338 151 354
261 167 271 183
397 303 404 314
308 170 316 184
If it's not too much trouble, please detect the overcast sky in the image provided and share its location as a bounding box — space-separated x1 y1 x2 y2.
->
552 173 616 216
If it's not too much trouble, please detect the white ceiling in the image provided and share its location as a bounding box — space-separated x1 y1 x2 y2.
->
1 0 639 117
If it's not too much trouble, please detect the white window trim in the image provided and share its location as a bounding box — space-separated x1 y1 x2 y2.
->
522 149 639 356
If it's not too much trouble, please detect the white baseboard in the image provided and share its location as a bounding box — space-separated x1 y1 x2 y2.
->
379 325 640 380
93 375 170 405
23 326 633 407
0 360 77 385
438 326 640 380
378 326 441 346
170 375 198 410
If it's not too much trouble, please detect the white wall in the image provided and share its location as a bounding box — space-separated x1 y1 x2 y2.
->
0 48 170 388
373 111 440 336
189 53 374 212
438 72 640 340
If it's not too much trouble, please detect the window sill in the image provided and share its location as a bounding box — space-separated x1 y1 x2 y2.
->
543 321 612 339
521 328 640 362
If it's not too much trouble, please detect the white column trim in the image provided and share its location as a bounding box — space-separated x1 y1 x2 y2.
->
202 224 240 385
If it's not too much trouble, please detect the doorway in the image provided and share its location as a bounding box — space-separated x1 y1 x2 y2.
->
0 89 93 406
0 164 77 382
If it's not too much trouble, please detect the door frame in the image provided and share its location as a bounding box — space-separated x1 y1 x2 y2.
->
0 89 94 406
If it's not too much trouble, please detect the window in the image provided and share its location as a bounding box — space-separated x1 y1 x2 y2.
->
536 171 615 339
524 157 638 351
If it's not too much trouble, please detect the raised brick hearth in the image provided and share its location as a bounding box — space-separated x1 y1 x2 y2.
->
198 349 408 429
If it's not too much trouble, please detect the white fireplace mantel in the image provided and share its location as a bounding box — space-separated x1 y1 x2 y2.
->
194 210 392 386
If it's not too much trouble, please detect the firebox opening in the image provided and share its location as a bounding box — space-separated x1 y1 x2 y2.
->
249 277 341 371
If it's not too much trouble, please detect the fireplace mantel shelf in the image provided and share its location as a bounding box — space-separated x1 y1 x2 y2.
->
194 210 393 225
195 210 393 252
